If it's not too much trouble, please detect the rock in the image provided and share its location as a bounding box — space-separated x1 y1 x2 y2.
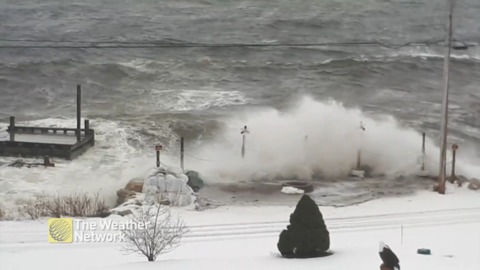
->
281 186 304 195
468 178 480 191
8 160 26 168
159 198 171 206
125 178 144 193
455 175 469 186
281 181 314 193
87 211 111 218
114 209 133 216
115 178 145 205
194 195 221 211
143 167 195 207
186 170 205 192
350 170 365 178
116 189 136 205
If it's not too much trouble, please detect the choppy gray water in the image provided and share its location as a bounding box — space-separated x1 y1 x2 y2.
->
0 1 479 203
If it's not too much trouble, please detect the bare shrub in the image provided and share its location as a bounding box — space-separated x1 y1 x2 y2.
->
20 193 110 219
0 204 5 221
21 196 50 219
121 202 188 262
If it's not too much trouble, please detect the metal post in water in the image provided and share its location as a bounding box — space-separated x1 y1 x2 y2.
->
437 0 455 194
76 84 82 142
241 136 246 159
357 121 366 170
155 145 162 168
180 137 185 171
421 132 426 171
9 116 15 142
241 125 249 159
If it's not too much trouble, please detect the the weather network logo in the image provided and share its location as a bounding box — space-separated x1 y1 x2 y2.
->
48 218 73 243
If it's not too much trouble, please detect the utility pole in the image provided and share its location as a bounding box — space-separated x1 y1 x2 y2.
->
437 0 455 194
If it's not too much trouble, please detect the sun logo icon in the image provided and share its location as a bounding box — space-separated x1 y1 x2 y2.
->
48 218 73 243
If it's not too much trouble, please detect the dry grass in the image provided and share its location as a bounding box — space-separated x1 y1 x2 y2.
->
21 193 110 219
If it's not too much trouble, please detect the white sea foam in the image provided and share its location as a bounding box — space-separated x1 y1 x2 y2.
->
187 96 480 183
0 118 178 209
150 89 249 111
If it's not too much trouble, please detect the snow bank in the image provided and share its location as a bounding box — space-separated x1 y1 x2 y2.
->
1 184 480 270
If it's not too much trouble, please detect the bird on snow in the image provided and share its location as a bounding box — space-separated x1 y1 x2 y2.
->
378 241 400 270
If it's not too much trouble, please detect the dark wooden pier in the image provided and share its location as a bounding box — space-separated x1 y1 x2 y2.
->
0 85 95 160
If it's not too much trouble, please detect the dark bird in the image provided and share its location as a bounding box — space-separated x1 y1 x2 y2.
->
379 241 400 270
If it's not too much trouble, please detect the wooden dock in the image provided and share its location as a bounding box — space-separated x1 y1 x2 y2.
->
0 85 95 160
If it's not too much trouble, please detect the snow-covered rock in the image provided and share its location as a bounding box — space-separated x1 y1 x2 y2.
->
281 186 305 195
468 178 480 191
113 166 196 214
350 170 365 178
142 166 195 207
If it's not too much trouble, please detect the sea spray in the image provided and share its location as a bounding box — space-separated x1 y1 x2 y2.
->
189 96 480 182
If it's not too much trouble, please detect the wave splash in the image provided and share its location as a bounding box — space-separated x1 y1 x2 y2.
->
189 96 480 182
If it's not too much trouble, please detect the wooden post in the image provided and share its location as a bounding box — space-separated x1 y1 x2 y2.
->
155 145 162 168
356 150 361 170
9 116 15 141
421 132 426 171
180 137 185 171
449 143 458 183
77 84 82 142
43 156 55 167
84 119 90 135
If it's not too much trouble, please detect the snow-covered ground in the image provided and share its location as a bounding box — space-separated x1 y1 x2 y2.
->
1 184 480 270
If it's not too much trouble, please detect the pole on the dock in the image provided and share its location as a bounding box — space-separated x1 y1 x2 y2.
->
76 84 82 142
421 132 426 171
9 116 15 142
180 137 185 171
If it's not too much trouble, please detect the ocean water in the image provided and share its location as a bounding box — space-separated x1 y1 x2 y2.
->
0 0 479 208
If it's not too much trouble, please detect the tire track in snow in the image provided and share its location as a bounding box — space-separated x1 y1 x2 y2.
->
183 207 480 242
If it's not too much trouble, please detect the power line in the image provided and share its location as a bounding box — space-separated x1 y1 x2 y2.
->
0 39 471 49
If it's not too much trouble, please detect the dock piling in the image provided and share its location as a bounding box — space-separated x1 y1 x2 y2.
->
9 116 15 141
84 119 90 135
76 84 82 142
